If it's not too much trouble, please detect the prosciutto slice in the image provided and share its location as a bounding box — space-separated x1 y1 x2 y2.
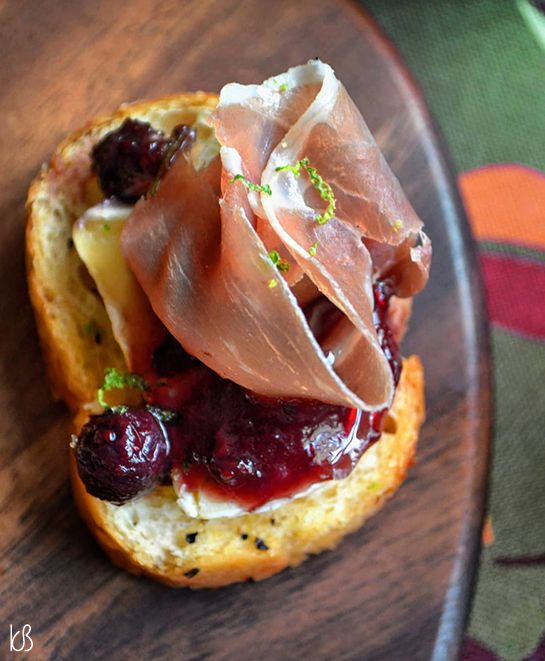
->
122 60 432 412
122 150 392 410
210 60 431 298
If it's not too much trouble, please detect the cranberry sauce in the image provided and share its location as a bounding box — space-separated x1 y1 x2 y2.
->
75 284 401 508
91 119 195 203
373 280 402 385
166 379 360 510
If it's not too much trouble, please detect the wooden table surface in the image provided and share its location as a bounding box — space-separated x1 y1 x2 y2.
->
0 1 491 659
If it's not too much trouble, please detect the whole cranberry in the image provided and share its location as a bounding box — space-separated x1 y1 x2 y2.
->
91 119 195 203
74 408 170 504
92 119 170 202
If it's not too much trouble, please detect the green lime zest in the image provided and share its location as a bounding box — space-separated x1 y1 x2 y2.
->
103 223 111 233
97 367 149 409
268 278 278 289
308 241 318 256
392 218 403 232
272 78 288 92
268 249 290 272
275 157 336 224
230 174 272 196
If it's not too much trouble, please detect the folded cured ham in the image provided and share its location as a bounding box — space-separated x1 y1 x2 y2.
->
122 60 431 414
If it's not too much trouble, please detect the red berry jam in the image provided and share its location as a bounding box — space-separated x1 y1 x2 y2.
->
75 284 400 508
91 119 195 203
166 378 361 510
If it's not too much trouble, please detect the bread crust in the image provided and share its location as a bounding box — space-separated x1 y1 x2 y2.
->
26 95 426 588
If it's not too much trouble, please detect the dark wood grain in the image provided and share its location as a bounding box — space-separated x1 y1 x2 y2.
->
0 1 490 659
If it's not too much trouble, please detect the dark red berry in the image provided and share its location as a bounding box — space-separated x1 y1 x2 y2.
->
91 119 195 203
75 408 170 504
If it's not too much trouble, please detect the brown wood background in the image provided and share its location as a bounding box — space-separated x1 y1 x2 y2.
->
0 1 491 659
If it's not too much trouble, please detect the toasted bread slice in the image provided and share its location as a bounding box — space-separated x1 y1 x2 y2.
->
71 356 423 588
26 94 425 588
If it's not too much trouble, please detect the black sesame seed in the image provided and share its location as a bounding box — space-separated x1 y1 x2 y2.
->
185 532 198 544
184 568 199 578
94 331 102 344
67 238 74 249
241 533 248 540
270 518 276 526
255 537 269 551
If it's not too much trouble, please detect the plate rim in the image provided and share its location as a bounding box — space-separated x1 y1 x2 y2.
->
346 2 493 658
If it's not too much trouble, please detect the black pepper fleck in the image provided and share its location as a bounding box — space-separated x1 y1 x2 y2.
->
255 537 269 551
184 568 199 578
94 331 102 344
185 532 198 544
270 518 276 526
67 238 74 249
241 533 248 540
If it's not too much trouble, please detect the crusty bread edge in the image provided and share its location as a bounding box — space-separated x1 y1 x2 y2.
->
71 356 424 589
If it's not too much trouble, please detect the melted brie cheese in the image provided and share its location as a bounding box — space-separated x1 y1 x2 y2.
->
172 469 330 519
73 201 134 360
73 200 166 372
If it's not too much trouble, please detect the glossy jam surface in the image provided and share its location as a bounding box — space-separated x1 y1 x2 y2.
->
75 285 400 509
166 378 360 510
91 119 195 203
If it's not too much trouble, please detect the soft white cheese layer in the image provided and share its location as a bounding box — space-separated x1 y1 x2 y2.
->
172 471 330 519
170 438 382 520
